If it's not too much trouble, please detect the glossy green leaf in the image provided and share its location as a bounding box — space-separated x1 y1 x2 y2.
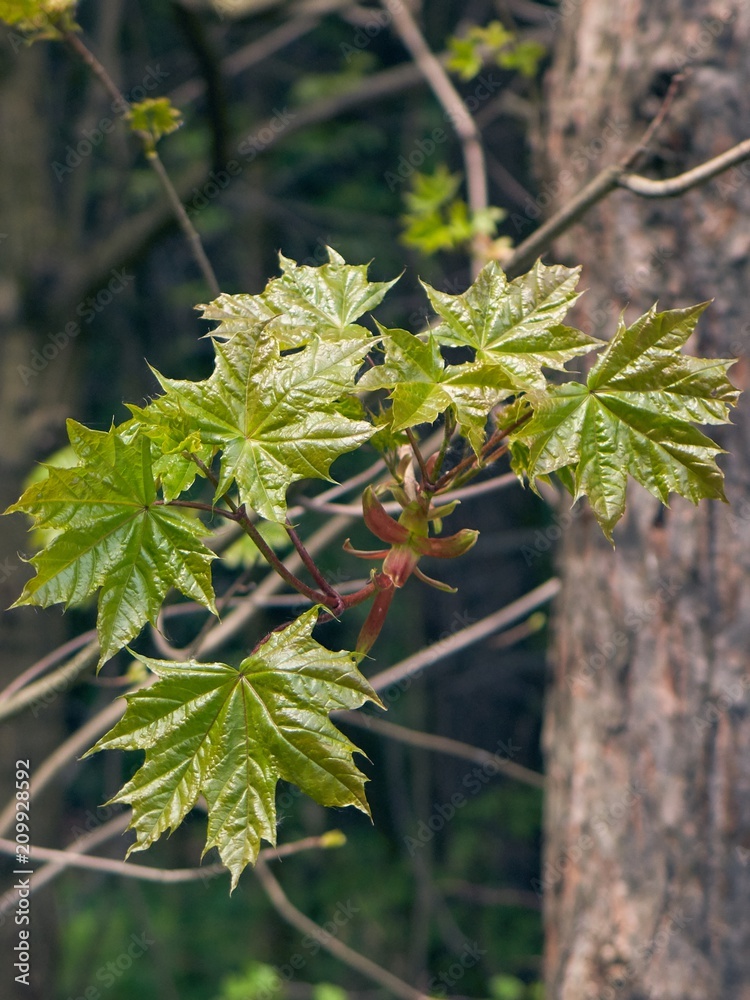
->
127 395 215 501
152 325 374 520
198 249 398 349
358 325 513 453
516 303 739 538
87 607 382 888
423 260 599 388
5 422 216 665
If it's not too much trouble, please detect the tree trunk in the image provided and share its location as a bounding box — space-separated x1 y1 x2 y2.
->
536 2 750 997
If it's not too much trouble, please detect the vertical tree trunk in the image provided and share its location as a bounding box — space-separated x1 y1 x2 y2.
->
536 2 750 997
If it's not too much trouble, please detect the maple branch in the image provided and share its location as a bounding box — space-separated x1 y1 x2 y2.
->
61 28 220 297
157 498 237 519
341 714 544 789
254 857 433 1000
236 510 330 606
298 471 518 516
366 578 561 695
430 410 458 482
432 411 532 491
506 75 750 277
0 824 343 914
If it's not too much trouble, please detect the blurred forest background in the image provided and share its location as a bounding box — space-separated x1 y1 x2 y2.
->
2 1 750 1000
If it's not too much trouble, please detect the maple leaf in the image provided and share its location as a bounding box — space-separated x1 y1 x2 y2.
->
358 325 514 454
127 396 215 501
86 607 383 888
515 303 739 538
198 248 398 349
151 325 375 520
5 422 217 665
422 259 600 389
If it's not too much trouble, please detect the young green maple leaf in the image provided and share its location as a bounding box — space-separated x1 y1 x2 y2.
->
86 607 383 889
422 260 600 389
198 249 398 349
515 303 739 539
127 395 216 501
358 325 513 454
197 290 278 341
5 422 217 665
263 249 399 348
152 325 374 520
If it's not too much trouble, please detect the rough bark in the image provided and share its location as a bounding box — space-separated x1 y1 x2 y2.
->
536 2 750 998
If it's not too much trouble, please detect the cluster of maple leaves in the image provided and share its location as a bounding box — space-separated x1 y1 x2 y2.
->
5 250 738 886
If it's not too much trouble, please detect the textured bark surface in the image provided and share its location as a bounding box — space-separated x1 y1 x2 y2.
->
537 2 750 998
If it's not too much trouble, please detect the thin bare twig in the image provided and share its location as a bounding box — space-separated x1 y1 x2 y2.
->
0 813 133 918
340 714 544 789
62 29 220 296
619 137 750 197
365 578 561 695
507 75 750 276
255 857 433 1000
300 471 518 517
0 641 99 724
0 827 345 913
0 630 97 703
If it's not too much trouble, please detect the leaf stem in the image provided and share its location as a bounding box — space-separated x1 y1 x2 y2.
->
432 409 532 491
429 409 457 483
405 427 432 489
285 521 345 613
187 454 332 607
